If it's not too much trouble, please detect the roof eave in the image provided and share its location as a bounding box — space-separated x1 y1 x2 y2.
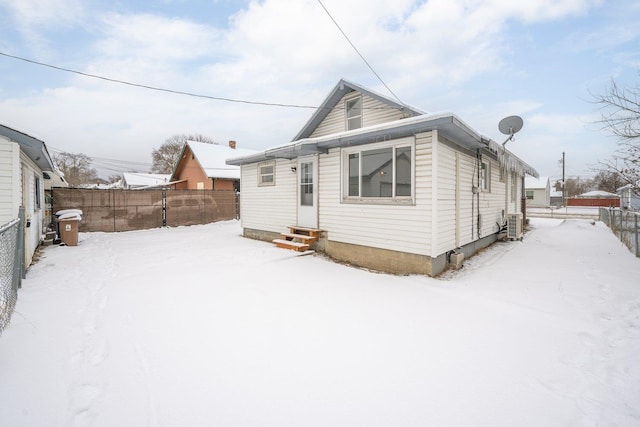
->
0 124 55 171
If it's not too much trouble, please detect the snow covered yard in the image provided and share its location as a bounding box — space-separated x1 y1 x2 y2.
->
1 218 639 427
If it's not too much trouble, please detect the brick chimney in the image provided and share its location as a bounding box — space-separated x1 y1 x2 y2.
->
228 140 236 149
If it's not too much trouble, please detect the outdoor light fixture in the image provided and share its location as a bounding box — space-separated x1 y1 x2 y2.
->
291 166 297 173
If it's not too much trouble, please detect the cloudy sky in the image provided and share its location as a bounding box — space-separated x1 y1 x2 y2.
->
0 0 638 180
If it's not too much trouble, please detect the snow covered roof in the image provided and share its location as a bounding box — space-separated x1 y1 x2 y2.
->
184 141 258 180
123 173 171 188
525 176 549 189
577 190 619 198
228 112 538 178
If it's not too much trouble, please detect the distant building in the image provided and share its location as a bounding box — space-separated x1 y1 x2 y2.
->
525 176 550 208
617 183 640 210
171 140 256 191
122 173 171 189
568 190 620 207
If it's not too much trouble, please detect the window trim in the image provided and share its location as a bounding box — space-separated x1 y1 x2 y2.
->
258 161 276 187
341 138 415 205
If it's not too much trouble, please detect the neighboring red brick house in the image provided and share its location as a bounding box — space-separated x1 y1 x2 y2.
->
171 140 256 191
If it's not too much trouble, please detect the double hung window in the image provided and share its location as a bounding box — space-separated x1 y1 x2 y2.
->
258 161 275 186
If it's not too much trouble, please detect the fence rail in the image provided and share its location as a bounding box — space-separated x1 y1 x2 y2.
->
52 188 239 232
0 218 22 336
599 208 640 257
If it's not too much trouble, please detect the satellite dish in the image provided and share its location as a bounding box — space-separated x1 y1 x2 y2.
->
498 115 523 136
498 115 523 148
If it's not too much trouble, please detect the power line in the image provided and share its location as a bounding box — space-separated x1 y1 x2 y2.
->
0 51 321 109
0 50 403 111
316 0 406 107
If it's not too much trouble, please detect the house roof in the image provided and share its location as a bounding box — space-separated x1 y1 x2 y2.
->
123 173 171 187
228 111 539 177
292 79 425 141
577 190 619 198
177 141 258 180
0 123 55 171
525 176 549 189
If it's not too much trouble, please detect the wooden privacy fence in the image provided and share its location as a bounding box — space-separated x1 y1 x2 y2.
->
52 188 239 232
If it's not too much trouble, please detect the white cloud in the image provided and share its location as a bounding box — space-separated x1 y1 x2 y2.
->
0 0 620 178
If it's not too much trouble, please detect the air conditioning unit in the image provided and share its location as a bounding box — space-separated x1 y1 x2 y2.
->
507 213 523 240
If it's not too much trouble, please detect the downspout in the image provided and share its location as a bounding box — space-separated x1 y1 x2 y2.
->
476 149 482 239
521 175 527 229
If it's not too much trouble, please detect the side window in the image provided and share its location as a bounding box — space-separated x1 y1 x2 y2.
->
481 161 491 192
34 174 41 209
258 162 275 187
511 172 517 202
346 96 362 131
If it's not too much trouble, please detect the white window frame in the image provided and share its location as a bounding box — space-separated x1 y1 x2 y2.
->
481 161 491 192
511 172 517 202
341 138 415 204
345 95 363 131
258 161 275 187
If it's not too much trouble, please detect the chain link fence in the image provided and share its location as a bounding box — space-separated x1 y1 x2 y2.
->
1 217 23 336
600 208 640 257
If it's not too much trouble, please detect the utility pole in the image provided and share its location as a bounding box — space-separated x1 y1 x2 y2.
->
562 151 566 207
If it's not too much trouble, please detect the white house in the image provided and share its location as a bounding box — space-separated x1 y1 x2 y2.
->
227 80 538 276
122 172 171 189
525 176 550 208
0 123 56 267
617 182 640 210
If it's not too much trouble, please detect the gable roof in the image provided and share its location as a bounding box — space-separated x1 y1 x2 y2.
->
292 79 425 141
123 173 171 188
0 123 55 171
176 141 257 180
525 176 549 189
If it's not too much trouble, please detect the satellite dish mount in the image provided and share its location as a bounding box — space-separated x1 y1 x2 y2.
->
498 115 524 149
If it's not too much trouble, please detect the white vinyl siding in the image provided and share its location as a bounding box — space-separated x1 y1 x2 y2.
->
310 93 408 138
320 133 432 256
240 159 296 233
0 138 20 225
435 141 457 254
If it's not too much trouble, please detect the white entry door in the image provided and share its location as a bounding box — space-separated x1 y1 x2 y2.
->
297 156 318 229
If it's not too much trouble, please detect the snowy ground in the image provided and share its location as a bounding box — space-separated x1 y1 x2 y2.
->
1 218 639 427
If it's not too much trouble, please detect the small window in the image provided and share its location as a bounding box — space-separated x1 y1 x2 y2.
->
511 172 517 202
481 161 490 192
258 162 275 186
346 96 362 131
34 174 41 209
526 190 534 200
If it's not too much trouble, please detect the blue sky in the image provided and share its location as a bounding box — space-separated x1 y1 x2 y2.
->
0 0 638 182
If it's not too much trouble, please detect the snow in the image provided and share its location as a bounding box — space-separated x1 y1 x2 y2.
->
1 218 639 426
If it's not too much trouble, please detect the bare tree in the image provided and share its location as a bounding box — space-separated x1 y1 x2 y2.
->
592 75 640 186
150 134 216 174
53 152 99 187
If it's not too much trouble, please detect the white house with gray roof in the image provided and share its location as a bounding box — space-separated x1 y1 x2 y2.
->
227 79 538 276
